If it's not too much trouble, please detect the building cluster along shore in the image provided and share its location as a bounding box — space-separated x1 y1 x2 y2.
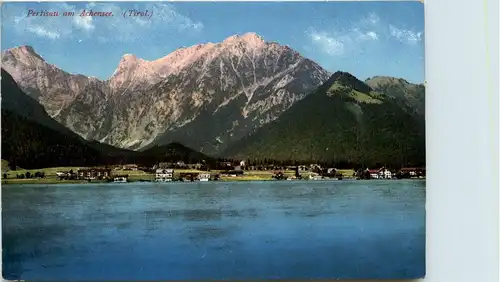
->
1 160 426 184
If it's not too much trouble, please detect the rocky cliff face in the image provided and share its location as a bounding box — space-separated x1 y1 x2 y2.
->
2 33 330 153
2 46 107 116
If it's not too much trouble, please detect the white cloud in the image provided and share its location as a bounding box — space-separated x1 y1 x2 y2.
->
26 26 60 39
2 2 203 43
366 31 379 40
308 29 344 55
364 12 380 25
90 2 204 36
306 12 423 55
306 12 383 56
74 15 94 31
307 13 381 56
352 28 379 41
389 25 423 44
151 3 204 31
2 3 74 40
13 16 24 24
59 2 75 11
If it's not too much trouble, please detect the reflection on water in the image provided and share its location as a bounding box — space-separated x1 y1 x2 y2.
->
3 180 425 280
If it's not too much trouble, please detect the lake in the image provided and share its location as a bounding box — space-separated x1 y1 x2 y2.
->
2 180 425 280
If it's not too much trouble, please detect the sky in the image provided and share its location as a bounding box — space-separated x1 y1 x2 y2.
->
1 1 425 83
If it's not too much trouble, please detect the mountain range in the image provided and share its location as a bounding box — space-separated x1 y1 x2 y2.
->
2 33 329 154
1 32 425 168
1 69 211 169
222 72 425 167
1 69 102 169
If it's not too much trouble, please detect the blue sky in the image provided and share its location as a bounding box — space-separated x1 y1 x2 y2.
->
1 1 425 83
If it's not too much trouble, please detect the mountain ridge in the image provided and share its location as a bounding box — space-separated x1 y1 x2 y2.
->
1 67 218 169
2 32 331 153
2 44 424 85
2 33 424 158
1 61 425 167
221 71 425 167
365 76 425 115
0 68 78 136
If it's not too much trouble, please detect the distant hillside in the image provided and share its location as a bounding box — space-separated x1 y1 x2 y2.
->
1 109 102 169
1 69 77 136
222 71 426 167
365 76 425 115
86 141 138 158
140 142 215 166
1 109 212 168
0 70 211 168
1 68 138 168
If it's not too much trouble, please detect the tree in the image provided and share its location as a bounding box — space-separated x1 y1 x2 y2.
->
294 167 301 179
25 171 31 178
3 173 7 179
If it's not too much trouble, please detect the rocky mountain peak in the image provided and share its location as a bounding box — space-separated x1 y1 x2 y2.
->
222 32 265 47
6 45 38 56
2 45 45 65
108 32 270 90
2 34 331 152
112 54 146 73
108 53 160 90
121 53 141 62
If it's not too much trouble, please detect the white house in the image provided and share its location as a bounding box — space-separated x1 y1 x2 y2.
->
113 175 128 182
156 169 173 182
368 169 379 179
198 173 210 181
378 168 392 179
309 173 322 180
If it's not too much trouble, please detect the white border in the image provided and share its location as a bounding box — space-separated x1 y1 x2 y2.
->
1 0 499 282
426 0 499 282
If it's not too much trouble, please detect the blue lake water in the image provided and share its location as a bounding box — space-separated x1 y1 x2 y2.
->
2 180 425 280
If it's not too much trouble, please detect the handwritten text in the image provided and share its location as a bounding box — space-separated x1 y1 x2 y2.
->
27 9 116 17
123 9 153 19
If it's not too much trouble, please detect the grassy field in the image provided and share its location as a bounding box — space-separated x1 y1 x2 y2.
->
219 175 274 181
3 166 82 178
337 169 356 177
2 178 89 185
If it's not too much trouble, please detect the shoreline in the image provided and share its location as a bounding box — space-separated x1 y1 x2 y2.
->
2 177 426 185
1 166 426 186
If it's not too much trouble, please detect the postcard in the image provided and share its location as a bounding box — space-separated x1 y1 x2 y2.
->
1 1 425 280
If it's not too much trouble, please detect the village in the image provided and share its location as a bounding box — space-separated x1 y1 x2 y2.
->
2 159 426 184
